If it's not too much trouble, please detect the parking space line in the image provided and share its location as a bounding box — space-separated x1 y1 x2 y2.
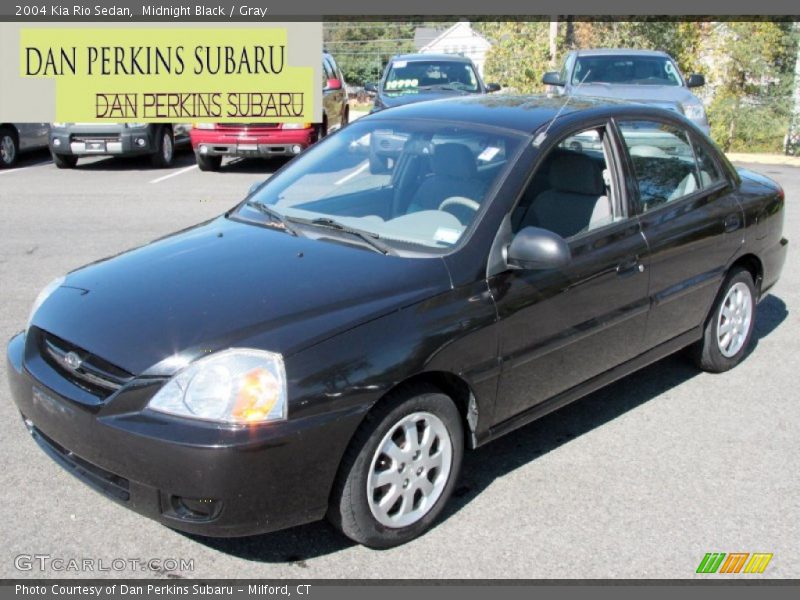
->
0 160 52 175
149 164 198 184
334 162 369 186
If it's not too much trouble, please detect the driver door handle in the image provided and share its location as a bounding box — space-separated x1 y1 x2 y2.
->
617 257 645 277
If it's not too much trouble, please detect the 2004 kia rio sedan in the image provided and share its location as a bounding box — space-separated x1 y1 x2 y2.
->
7 96 788 548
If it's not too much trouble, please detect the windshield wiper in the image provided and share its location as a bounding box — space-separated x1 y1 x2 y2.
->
418 83 467 91
244 201 301 236
295 217 394 255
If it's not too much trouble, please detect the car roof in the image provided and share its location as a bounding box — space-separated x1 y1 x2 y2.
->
389 53 474 64
365 94 682 134
574 48 671 58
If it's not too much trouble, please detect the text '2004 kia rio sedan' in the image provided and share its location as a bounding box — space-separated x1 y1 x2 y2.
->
7 96 788 548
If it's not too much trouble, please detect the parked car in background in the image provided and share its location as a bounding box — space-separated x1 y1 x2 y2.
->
190 51 349 171
366 53 501 112
9 96 786 548
48 123 190 169
0 123 49 168
543 49 709 135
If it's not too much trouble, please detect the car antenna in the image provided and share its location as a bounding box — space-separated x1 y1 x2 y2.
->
533 69 592 147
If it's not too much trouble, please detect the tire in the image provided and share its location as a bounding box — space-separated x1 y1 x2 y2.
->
328 385 463 549
51 151 78 169
150 127 175 168
692 267 757 373
196 154 222 172
0 127 19 168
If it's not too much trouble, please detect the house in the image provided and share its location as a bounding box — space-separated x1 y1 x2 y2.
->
415 21 492 77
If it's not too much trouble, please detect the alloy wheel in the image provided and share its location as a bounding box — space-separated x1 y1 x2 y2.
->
716 281 753 357
0 134 16 165
366 411 453 528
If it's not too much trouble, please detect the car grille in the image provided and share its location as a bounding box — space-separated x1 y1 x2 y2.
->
37 329 133 399
26 420 130 502
216 123 279 129
70 134 122 142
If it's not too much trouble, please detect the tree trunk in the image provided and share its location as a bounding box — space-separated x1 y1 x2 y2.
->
549 18 559 67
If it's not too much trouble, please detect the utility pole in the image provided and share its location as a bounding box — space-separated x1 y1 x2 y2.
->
549 18 559 67
788 21 800 154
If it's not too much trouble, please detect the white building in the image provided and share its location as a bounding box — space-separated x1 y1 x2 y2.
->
416 21 492 77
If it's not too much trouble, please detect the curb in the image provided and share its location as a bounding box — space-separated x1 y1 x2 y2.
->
726 153 800 167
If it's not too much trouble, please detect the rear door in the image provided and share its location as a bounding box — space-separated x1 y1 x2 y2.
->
615 118 742 348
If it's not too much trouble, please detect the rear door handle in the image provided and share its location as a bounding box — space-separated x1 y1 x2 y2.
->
724 213 742 233
616 257 645 277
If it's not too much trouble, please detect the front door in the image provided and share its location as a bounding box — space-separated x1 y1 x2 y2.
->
490 124 650 424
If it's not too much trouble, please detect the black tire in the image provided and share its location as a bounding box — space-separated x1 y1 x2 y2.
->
0 126 19 168
51 151 78 169
328 384 463 549
692 267 757 373
150 126 175 168
196 154 222 172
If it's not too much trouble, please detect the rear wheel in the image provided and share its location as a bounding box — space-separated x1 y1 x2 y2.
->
51 151 78 169
196 154 222 172
0 127 18 168
150 127 175 168
693 267 757 372
328 385 463 548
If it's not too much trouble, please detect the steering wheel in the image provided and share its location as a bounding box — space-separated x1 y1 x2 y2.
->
439 196 480 214
438 197 480 225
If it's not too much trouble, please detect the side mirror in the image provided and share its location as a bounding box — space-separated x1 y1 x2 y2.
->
485 83 501 93
686 74 705 88
364 82 378 94
325 78 342 91
506 227 571 270
542 71 565 87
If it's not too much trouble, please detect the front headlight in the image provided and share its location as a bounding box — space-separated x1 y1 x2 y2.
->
27 275 65 332
147 349 287 425
682 102 706 121
282 123 311 130
126 123 149 129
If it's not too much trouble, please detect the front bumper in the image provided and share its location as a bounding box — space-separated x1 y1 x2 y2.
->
190 128 315 158
6 331 363 537
50 128 156 157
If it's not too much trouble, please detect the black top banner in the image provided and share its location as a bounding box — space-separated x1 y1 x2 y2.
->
1 0 799 20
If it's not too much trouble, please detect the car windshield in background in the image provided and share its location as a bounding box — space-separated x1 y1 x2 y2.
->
572 55 683 86
239 120 522 254
384 60 481 93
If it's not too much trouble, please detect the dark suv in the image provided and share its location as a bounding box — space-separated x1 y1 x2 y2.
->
49 123 191 169
367 53 500 112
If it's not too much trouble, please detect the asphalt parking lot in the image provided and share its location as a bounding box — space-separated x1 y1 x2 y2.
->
0 149 797 579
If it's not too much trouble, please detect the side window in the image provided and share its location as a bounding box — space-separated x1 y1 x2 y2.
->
322 57 334 85
692 139 724 188
618 120 700 212
512 126 616 239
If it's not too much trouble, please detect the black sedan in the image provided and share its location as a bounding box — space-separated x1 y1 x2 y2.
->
7 96 788 548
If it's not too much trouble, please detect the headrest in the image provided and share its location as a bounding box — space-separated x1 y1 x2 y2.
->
548 153 605 195
432 143 477 179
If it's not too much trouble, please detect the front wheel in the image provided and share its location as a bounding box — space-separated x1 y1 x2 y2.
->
51 151 78 169
693 267 757 372
196 154 222 172
328 386 463 548
0 127 18 168
150 127 175 168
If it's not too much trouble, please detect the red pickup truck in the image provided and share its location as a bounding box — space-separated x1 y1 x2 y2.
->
191 51 350 171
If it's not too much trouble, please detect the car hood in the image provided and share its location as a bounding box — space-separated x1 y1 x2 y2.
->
31 217 452 377
572 84 698 109
378 88 473 108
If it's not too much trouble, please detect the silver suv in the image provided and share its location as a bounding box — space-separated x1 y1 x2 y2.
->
543 49 709 135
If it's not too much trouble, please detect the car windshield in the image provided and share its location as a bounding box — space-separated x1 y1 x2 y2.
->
238 119 523 255
572 55 683 86
384 60 481 93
